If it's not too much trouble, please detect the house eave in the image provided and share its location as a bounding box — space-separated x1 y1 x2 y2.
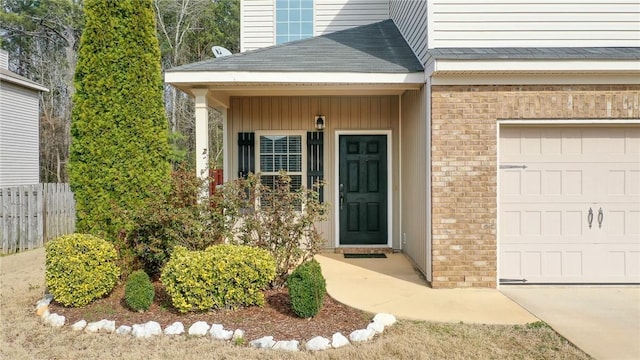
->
165 71 425 86
430 58 640 73
166 71 425 108
426 58 640 85
0 70 49 92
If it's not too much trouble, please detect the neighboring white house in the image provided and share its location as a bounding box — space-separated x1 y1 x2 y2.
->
166 1 640 288
0 49 48 186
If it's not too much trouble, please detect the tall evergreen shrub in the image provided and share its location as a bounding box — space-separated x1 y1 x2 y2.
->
69 0 171 239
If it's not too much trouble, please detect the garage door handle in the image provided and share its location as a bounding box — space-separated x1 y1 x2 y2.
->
598 208 604 229
588 208 594 229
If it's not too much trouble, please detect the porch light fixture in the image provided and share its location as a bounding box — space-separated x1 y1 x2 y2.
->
315 115 325 130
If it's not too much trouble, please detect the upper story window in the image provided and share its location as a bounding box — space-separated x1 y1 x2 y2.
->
276 0 313 45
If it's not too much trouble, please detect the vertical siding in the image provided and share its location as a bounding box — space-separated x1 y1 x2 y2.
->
0 81 40 186
240 0 275 52
400 87 430 280
390 0 428 65
430 0 640 48
227 95 400 249
315 0 389 35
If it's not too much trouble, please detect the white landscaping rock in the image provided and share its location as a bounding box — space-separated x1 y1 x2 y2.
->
116 325 132 335
131 324 147 338
145 321 162 336
232 329 245 340
39 309 50 319
71 320 87 331
102 320 116 333
209 324 233 340
44 313 65 328
373 313 397 327
331 332 350 348
130 321 161 338
349 328 376 343
305 336 331 351
367 321 385 334
164 322 185 335
249 336 276 349
35 295 53 310
273 340 299 352
188 321 210 336
85 319 115 333
84 320 103 333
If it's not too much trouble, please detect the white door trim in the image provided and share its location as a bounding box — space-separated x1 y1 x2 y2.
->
334 130 393 248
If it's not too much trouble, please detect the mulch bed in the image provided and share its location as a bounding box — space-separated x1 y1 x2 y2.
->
49 282 371 341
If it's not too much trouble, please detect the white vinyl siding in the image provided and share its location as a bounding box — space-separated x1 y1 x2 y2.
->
241 0 390 51
241 0 275 52
0 50 8 69
0 81 40 186
390 0 428 65
315 0 389 35
430 0 640 48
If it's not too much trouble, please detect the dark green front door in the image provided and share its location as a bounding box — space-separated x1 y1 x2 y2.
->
339 135 387 245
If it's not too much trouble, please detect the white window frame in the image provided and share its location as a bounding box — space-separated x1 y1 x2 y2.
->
255 130 307 189
274 0 314 45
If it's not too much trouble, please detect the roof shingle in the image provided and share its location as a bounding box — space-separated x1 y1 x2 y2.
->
169 20 424 74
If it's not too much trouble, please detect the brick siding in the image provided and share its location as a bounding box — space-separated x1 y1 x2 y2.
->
430 85 640 288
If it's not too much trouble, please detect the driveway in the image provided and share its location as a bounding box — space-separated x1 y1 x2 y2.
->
500 286 640 360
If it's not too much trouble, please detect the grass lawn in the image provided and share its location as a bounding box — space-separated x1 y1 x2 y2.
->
0 248 590 359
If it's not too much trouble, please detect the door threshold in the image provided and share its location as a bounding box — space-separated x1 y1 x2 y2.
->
334 247 394 254
344 253 387 259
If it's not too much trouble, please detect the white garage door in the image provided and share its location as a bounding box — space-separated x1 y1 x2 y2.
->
499 126 640 284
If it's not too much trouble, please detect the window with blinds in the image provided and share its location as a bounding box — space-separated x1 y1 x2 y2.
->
258 134 304 192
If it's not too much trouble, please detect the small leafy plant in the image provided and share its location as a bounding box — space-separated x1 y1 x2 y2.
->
287 259 327 318
124 270 155 312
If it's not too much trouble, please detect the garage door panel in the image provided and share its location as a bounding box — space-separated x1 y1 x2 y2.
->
501 204 588 241
500 125 640 284
500 244 640 283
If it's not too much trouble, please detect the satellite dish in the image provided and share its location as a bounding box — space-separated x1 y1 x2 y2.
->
212 46 232 58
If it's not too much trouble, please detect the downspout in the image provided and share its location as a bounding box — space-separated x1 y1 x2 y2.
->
398 93 402 252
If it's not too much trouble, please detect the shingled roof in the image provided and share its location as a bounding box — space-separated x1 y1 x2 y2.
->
169 19 423 74
427 47 640 61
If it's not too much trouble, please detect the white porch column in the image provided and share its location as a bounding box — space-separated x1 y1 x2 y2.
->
220 107 229 182
192 89 209 180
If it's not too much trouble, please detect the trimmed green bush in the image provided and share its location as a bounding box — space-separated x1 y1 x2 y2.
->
287 259 326 318
125 270 155 312
160 245 276 313
69 0 171 240
45 234 120 307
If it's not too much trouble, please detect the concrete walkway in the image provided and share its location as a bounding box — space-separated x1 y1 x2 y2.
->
501 287 640 360
316 253 537 324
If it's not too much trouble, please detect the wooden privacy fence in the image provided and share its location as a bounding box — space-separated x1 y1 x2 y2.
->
0 183 76 254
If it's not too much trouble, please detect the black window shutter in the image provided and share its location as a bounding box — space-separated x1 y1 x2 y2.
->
238 132 255 178
307 131 324 202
